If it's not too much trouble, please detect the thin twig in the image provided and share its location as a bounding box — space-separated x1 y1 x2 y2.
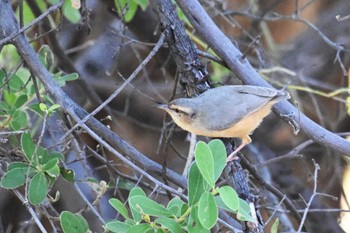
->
297 160 320 232
60 33 166 142
12 190 48 233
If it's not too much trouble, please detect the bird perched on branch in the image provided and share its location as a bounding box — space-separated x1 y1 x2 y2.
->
156 85 290 162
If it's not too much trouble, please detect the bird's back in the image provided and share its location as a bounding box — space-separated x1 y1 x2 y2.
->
193 85 288 135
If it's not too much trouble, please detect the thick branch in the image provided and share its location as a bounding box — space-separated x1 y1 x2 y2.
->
150 0 209 96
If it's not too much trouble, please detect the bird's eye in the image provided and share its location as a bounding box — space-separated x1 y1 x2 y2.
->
174 108 180 113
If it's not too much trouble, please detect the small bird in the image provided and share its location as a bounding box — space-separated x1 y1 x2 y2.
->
156 85 290 162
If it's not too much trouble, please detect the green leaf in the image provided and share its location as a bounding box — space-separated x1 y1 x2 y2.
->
237 199 256 223
208 139 226 182
60 168 75 182
7 162 30 170
62 1 81 23
167 198 186 216
21 132 35 161
39 103 47 112
8 74 24 91
28 103 45 117
57 73 79 85
124 1 138 22
4 91 16 106
109 198 130 219
60 211 88 233
13 94 28 108
10 109 27 130
112 177 135 191
155 217 182 233
125 223 151 233
218 186 239 212
129 186 146 197
36 147 49 165
271 218 279 233
194 141 215 187
188 206 209 233
128 187 146 223
38 45 54 69
75 214 89 232
198 192 218 229
28 172 48 205
48 104 60 113
49 151 65 161
129 196 172 217
188 162 211 205
42 158 59 171
106 220 131 233
46 164 60 178
0 69 5 81
214 196 233 213
0 167 35 189
0 101 10 113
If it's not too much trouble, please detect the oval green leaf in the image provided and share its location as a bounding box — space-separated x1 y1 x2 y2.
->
0 167 34 189
63 1 81 23
125 223 150 233
194 141 215 187
167 198 186 216
7 162 30 170
13 94 28 108
21 132 35 161
237 199 256 223
188 206 210 233
208 139 226 182
46 164 60 178
28 172 48 205
8 74 24 91
60 168 75 182
271 218 279 233
60 211 87 233
188 162 211 205
128 187 146 222
42 158 59 171
129 187 146 198
129 196 172 217
109 198 129 219
10 110 27 130
218 186 239 212
106 220 130 233
198 192 218 229
155 217 182 233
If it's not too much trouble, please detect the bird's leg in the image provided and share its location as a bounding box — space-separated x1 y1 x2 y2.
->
226 137 252 162
226 143 247 162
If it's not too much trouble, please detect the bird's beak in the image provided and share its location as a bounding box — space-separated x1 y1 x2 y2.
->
153 103 169 111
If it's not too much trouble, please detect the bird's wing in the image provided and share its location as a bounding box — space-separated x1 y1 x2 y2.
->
228 85 284 98
200 86 279 131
